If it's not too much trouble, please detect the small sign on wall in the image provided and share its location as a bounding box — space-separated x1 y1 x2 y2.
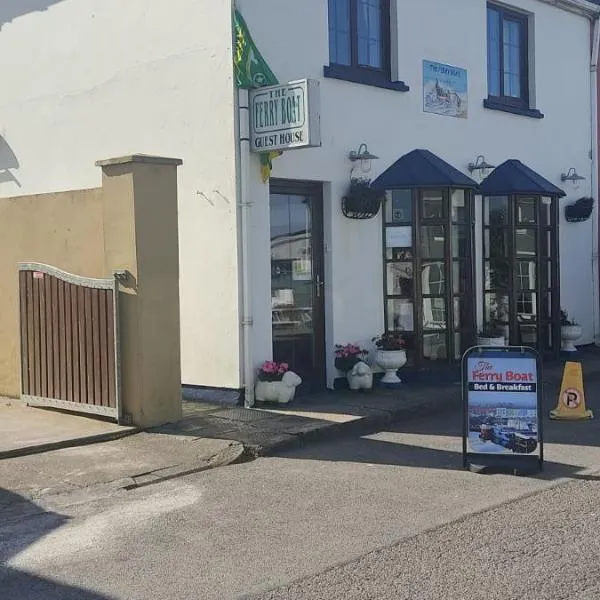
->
423 60 468 119
250 79 321 153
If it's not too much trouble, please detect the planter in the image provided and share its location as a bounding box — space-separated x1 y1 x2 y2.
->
255 371 302 404
375 349 407 385
561 324 582 352
477 336 506 347
346 360 373 390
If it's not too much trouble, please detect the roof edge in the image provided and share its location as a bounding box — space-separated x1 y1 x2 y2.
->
536 0 600 17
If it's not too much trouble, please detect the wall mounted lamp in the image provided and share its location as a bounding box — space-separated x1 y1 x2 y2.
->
561 168 586 183
349 143 379 173
468 155 495 176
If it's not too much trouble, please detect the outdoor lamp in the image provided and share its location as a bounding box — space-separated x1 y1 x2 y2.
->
560 168 586 183
468 155 495 179
349 143 379 173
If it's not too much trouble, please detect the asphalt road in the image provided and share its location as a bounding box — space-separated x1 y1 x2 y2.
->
2 401 600 600
253 478 600 600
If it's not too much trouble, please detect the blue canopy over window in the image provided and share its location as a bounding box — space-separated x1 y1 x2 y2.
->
478 159 566 197
371 149 477 189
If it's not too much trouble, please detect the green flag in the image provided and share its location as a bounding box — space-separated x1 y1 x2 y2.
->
233 9 281 182
233 10 278 89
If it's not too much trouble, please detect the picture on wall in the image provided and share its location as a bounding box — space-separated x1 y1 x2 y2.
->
423 60 468 119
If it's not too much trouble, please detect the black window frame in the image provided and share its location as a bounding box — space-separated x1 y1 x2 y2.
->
485 3 539 117
325 0 409 92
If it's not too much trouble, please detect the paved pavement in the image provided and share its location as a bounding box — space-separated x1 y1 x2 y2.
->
3 381 600 599
0 398 136 459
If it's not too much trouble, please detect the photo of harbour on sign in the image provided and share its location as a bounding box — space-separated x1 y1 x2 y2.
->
467 356 538 455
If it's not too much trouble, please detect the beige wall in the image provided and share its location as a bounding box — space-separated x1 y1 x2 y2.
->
0 155 183 427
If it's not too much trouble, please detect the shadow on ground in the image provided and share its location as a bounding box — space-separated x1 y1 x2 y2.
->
271 406 600 483
0 488 116 599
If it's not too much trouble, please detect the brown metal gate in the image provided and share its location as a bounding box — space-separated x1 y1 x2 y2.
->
18 263 123 423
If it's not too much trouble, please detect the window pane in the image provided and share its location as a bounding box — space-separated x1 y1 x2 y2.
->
357 0 383 68
453 261 468 294
517 261 536 290
451 190 466 223
541 197 552 226
329 0 351 65
385 189 412 223
422 190 444 219
517 197 536 224
485 258 510 290
503 19 522 98
386 247 413 260
516 229 536 257
517 292 537 320
421 262 445 295
485 292 509 323
454 332 463 360
420 226 446 258
520 323 537 345
387 262 414 296
487 7 501 96
484 196 508 225
424 333 447 360
387 298 414 331
423 298 446 329
452 226 468 258
485 227 509 259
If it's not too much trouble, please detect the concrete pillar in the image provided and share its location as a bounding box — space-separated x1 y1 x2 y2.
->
96 154 183 427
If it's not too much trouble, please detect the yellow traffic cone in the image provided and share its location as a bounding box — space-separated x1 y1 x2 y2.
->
550 361 593 420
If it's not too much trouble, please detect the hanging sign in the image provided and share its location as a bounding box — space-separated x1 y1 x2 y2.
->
462 346 543 474
249 79 321 153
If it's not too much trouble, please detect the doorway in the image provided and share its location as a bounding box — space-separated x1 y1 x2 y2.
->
269 180 326 391
482 195 560 355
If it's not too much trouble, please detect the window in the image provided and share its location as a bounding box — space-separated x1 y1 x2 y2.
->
485 4 542 118
326 0 409 92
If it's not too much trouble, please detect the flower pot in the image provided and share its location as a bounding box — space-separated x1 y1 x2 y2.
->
561 324 582 352
477 336 506 347
375 349 407 385
346 360 373 390
255 371 302 404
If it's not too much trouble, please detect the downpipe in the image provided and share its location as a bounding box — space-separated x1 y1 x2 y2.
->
591 16 600 344
238 88 255 407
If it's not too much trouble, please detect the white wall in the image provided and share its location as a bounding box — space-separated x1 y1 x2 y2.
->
238 0 598 384
0 0 241 388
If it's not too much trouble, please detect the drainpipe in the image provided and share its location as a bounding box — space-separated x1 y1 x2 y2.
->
238 88 255 407
591 16 600 344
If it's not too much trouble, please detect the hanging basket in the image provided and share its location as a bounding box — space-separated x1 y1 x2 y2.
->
342 179 384 220
565 197 594 223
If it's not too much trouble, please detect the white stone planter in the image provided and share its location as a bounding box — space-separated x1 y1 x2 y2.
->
346 360 373 390
561 325 582 352
375 349 407 384
254 371 302 404
477 336 506 347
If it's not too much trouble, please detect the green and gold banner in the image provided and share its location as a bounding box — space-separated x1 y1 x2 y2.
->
233 9 281 182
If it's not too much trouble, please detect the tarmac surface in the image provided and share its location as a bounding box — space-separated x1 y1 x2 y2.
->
3 389 600 600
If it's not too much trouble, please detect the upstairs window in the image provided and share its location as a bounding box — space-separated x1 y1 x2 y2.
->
328 0 389 72
487 4 529 108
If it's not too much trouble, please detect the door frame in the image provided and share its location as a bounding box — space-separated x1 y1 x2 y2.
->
269 179 326 389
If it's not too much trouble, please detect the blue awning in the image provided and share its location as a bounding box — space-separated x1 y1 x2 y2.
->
478 159 566 197
371 149 477 190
